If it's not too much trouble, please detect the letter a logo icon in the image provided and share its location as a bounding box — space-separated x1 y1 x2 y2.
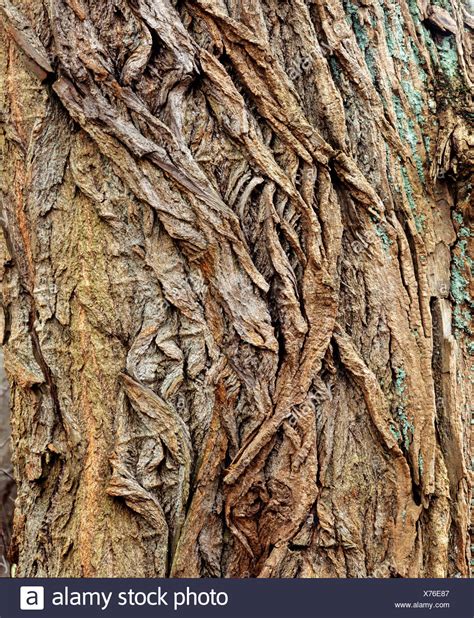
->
20 586 44 610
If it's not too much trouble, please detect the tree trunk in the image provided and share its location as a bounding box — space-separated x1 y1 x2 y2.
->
0 0 472 578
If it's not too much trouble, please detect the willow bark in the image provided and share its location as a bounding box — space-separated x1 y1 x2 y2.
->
0 0 472 578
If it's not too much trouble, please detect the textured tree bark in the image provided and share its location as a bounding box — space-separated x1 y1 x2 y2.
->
0 0 472 578
0 347 14 577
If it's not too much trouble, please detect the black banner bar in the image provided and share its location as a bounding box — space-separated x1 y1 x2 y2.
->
0 578 472 618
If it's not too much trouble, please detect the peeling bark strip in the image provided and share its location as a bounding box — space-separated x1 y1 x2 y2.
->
0 0 472 578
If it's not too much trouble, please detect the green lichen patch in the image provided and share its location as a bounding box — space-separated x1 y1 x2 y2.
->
437 37 460 81
375 223 392 254
393 97 425 185
402 76 425 123
395 367 407 396
453 211 464 225
414 213 426 233
329 56 343 83
407 0 421 21
450 221 473 338
418 452 424 476
431 0 452 13
390 424 402 441
400 165 425 232
343 0 379 84
392 367 414 450
380 0 410 62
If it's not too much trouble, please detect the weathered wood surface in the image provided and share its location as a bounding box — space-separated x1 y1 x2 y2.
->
0 0 472 577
